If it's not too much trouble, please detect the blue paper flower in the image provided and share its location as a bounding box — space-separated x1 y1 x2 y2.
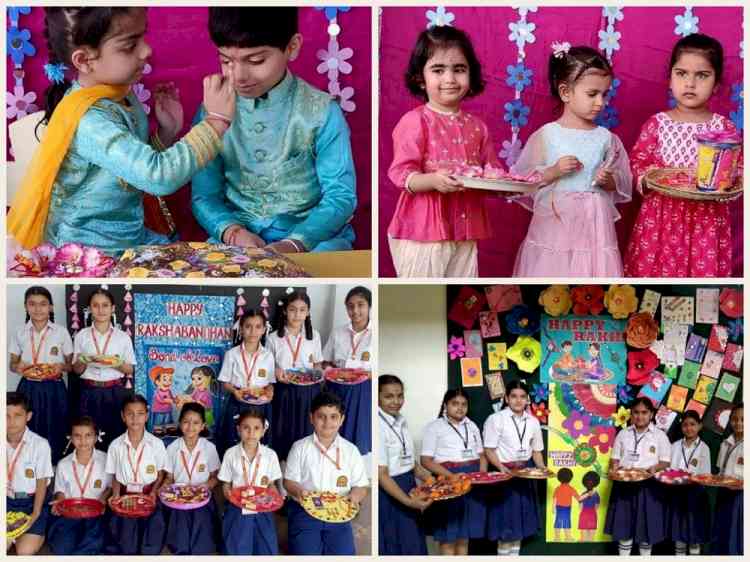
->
315 6 350 21
730 107 744 132
506 305 540 336
602 7 624 24
43 62 68 84
504 99 530 128
731 83 743 105
674 8 699 37
508 20 536 50
531 383 549 404
425 6 455 28
605 78 621 102
595 105 619 129
667 89 678 109
728 318 743 341
506 62 533 91
7 27 36 65
616 384 632 404
598 25 621 59
7 6 31 23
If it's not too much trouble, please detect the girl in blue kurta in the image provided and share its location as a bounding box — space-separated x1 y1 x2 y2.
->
7 7 235 256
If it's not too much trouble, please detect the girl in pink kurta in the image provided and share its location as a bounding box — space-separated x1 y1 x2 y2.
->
624 33 741 277
387 26 501 278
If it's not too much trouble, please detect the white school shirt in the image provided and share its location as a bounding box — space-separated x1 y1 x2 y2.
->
54 450 112 499
74 326 136 382
9 321 73 368
6 428 53 496
378 408 416 477
218 343 276 389
218 443 282 488
165 437 221 485
483 408 543 463
266 329 323 370
611 424 671 469
285 433 369 495
717 435 744 479
422 416 483 463
322 322 373 369
106 431 167 490
669 438 711 475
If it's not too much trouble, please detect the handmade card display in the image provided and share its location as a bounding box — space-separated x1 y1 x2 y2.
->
449 287 486 329
708 325 729 353
677 361 701 389
460 358 483 387
661 296 694 329
663 365 679 380
484 285 523 313
704 398 734 434
695 288 720 324
479 311 502 338
685 333 708 363
666 385 689 412
655 405 678 432
541 315 626 385
700 350 724 379
637 371 672 408
463 330 483 358
484 372 506 401
715 372 740 402
685 399 707 418
693 376 717 404
487 343 508 371
639 289 661 316
722 343 743 372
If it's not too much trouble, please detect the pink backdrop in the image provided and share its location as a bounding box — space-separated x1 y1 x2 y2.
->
7 7 372 249
379 7 743 276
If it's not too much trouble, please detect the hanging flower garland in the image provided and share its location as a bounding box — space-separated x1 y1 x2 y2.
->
69 284 81 337
500 6 537 167
133 63 153 114
316 7 356 113
730 22 743 131
233 287 246 335
674 7 699 37
594 7 623 129
6 6 39 123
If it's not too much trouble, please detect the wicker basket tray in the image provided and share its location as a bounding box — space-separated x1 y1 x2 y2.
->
644 168 742 201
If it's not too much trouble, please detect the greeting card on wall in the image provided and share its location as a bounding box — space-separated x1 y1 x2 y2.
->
661 296 694 330
639 289 661 317
666 385 689 412
685 333 707 363
655 405 677 432
464 330 483 358
485 285 523 313
695 288 720 324
479 311 502 338
449 287 486 329
704 398 734 435
700 350 724 379
487 343 508 371
708 325 729 353
677 361 701 389
693 376 717 404
663 324 690 367
685 399 707 418
460 357 483 387
722 343 743 372
484 372 506 401
715 372 740 402
637 372 672 408
541 315 626 384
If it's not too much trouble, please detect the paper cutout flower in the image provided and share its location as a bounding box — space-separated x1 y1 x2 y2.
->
315 6 351 21
508 20 536 50
448 336 466 360
506 62 533 91
328 80 355 113
499 138 523 167
588 425 616 454
616 384 632 404
602 7 624 23
531 403 549 424
132 83 151 114
504 99 530 128
626 312 659 349
719 288 743 318
317 39 353 81
594 105 620 130
563 410 592 439
7 27 36 65
598 25 621 58
627 349 659 385
674 8 699 37
612 406 631 428
604 285 638 319
571 285 605 315
730 102 744 131
731 83 743 105
728 318 743 341
507 336 541 373
7 7 31 22
6 83 38 119
516 7 538 17
531 383 548 404
574 443 597 467
425 6 455 28
506 305 540 335
538 285 572 317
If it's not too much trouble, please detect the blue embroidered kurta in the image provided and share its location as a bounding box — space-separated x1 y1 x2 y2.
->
191 72 357 251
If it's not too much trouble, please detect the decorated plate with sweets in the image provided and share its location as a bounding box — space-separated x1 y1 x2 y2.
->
55 498 106 519
301 491 359 523
466 471 513 485
285 368 324 386
6 511 31 541
159 484 211 510
228 486 284 513
109 494 156 518
409 474 472 501
609 468 652 482
511 467 556 480
242 385 274 405
654 469 691 486
324 368 371 385
22 363 61 381
644 168 742 201
689 474 743 489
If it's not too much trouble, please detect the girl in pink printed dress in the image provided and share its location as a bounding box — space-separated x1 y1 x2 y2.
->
624 33 741 277
387 25 502 278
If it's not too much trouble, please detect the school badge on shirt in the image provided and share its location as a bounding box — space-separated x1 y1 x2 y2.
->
336 475 348 488
198 464 206 472
146 464 156 474
25 468 34 478
50 346 59 356
739 456 744 465
691 459 698 467
309 354 314 363
260 476 269 486
649 446 656 454
258 369 266 378
361 352 370 361
94 479 102 488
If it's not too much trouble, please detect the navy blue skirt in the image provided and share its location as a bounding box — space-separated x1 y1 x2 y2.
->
17 378 69 465
217 395 272 455
604 479 666 544
165 498 218 554
713 488 743 555
271 382 322 461
666 483 709 544
378 471 428 555
105 502 166 554
326 380 371 455
486 475 540 542
425 462 486 542
222 503 279 555
7 494 50 537
79 384 132 451
287 498 355 555
47 513 106 554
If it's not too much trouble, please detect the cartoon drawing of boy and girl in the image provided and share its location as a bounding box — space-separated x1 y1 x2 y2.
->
553 468 601 541
149 364 216 429
551 342 607 382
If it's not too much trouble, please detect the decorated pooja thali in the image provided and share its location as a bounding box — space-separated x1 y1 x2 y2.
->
689 474 743 489
159 484 212 510
285 368 324 386
228 486 284 513
511 467 556 480
55 498 106 519
323 368 371 385
409 474 472 500
301 491 359 523
6 512 31 541
79 354 122 367
454 164 543 193
241 385 274 404
644 168 742 201
466 471 513 484
109 494 156 518
22 363 61 381
654 469 691 486
609 468 652 482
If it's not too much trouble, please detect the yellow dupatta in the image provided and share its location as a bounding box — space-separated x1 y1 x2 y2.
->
7 84 130 249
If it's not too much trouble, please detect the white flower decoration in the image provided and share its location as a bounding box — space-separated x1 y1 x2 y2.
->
513 6 538 17
425 6 455 28
674 8 699 37
598 24 621 58
509 20 537 51
602 7 624 24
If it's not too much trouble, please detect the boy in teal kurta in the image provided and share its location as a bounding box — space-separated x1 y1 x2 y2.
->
191 7 357 253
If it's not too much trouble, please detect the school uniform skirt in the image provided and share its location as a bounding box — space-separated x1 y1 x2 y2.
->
326 380 371 455
272 382 322 461
105 498 166 554
222 503 278 555
425 461 486 542
712 488 743 555
165 498 219 554
48 513 106 554
17 378 68 465
7 493 51 537
218 395 272 455
378 471 428 555
666 483 709 545
287 498 355 555
486 471 540 542
604 479 666 544
79 381 132 451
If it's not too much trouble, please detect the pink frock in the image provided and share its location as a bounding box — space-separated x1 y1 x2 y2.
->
624 112 738 277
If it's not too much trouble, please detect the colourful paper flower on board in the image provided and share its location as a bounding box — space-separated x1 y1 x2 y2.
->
612 406 631 428
626 312 659 349
448 336 466 360
316 39 353 81
595 105 620 130
728 318 743 341
506 62 533 91
507 336 541 373
562 410 592 439
598 25 621 58
538 285 572 317
731 83 743 105
7 7 32 22
508 20 536 51
616 384 632 404
328 80 355 113
6 83 38 119
574 443 597 467
588 425 616 454
499 138 523 167
315 6 351 21
7 27 36 65
531 383 548 404
674 9 699 37
719 288 743 318
425 6 455 28
504 99 530 128
604 285 638 319
530 402 549 424
506 305 540 335
571 285 605 315
627 349 659 385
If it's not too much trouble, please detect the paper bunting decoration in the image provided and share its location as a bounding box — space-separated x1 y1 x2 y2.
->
595 6 623 129
316 7 356 113
122 285 134 388
69 284 81 335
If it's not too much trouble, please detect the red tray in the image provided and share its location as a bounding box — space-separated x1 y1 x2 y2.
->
109 494 156 518
56 498 105 519
466 471 513 485
324 368 371 385
228 486 284 513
